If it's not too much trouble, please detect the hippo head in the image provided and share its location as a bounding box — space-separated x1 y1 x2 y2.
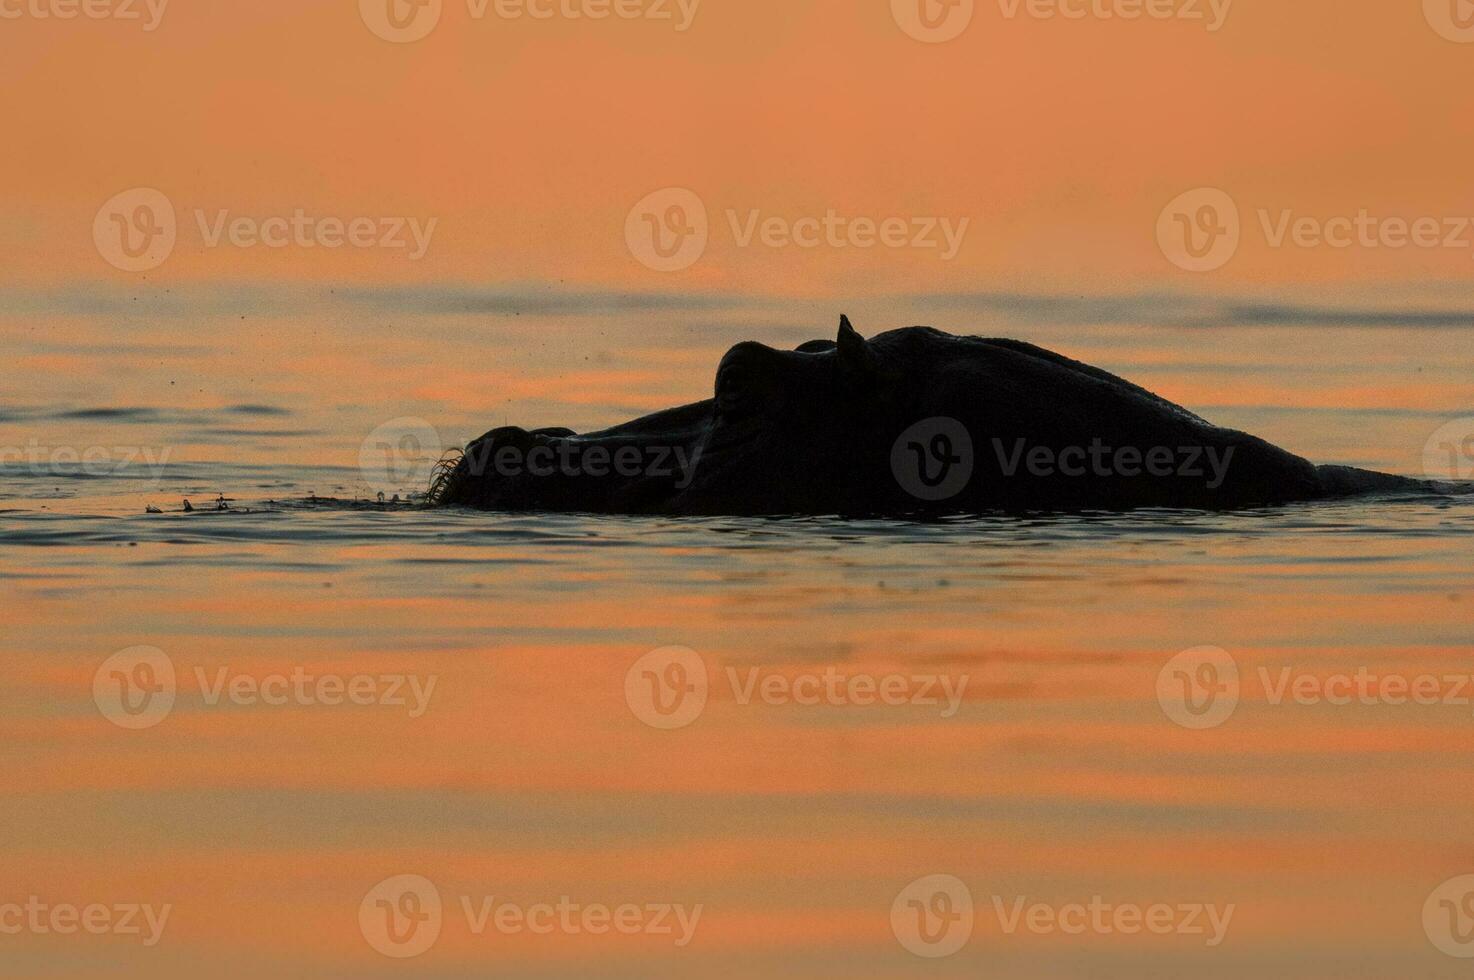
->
431 316 943 515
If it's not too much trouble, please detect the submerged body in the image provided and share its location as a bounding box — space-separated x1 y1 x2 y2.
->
431 319 1431 516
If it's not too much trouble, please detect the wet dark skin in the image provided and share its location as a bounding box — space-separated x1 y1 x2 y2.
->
431 317 1432 516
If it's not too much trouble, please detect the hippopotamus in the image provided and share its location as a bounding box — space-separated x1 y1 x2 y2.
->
428 317 1431 516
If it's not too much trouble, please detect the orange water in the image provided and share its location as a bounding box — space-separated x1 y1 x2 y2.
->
3 296 1474 978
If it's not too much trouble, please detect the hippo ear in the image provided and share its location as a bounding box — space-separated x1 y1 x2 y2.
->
837 315 878 383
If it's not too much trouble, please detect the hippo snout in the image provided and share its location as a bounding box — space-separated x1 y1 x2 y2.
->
440 423 702 513
461 426 558 484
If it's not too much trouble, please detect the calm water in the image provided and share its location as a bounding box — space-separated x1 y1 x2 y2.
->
3 292 1474 977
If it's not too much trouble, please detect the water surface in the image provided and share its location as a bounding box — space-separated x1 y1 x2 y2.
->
3 296 1473 978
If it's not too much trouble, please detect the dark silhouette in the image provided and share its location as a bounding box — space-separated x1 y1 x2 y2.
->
430 317 1434 516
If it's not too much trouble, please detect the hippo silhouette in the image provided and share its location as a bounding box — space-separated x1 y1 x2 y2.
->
429 317 1431 516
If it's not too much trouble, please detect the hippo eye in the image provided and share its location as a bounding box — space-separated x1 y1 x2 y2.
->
716 364 749 413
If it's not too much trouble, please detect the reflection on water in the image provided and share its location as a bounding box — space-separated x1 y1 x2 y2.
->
5 470 1474 978
2 299 1474 978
